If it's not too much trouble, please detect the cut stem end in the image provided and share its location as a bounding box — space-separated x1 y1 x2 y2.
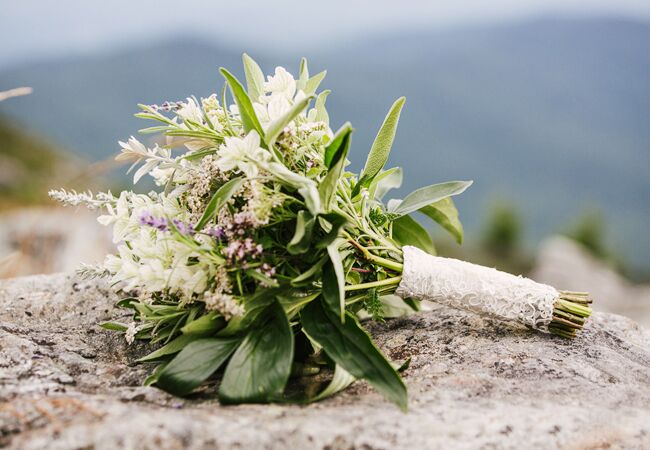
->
549 291 593 338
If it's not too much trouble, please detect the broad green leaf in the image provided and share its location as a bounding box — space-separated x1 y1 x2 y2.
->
301 300 407 411
195 177 245 231
319 124 352 208
155 337 240 396
180 312 225 335
322 244 345 321
353 97 405 196
143 361 169 386
392 215 436 255
264 94 314 147
371 167 403 200
312 364 356 401
219 300 294 403
138 333 205 362
391 180 473 217
304 70 327 96
220 68 264 136
420 197 464 244
242 53 265 102
287 210 315 255
217 290 275 337
277 290 320 319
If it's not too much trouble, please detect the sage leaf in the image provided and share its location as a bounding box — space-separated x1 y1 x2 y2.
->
371 167 403 200
156 337 240 396
391 180 473 217
392 215 436 255
304 70 327 96
219 300 294 403
301 300 408 411
195 177 245 231
242 53 265 103
420 197 464 244
220 68 264 136
353 97 405 196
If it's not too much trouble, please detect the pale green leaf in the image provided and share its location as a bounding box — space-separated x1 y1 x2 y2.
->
242 53 265 102
420 197 464 244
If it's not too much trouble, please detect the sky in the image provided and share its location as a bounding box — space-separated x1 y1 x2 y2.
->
3 0 650 68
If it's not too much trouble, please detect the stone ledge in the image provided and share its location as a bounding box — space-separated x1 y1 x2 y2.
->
1 273 649 449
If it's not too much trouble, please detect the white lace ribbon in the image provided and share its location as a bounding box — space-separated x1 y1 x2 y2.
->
395 246 558 332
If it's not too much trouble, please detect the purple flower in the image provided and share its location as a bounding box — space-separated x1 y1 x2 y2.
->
206 226 225 240
172 219 195 236
139 211 170 232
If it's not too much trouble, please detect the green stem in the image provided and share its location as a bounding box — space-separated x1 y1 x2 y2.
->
344 276 402 292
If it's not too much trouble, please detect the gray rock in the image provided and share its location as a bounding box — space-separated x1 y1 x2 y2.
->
1 273 649 450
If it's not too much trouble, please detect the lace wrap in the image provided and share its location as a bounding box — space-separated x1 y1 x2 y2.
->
396 246 558 332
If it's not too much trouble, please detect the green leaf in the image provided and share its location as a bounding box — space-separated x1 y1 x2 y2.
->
319 124 352 208
390 180 473 217
220 68 264 136
291 255 328 286
353 97 405 196
322 244 345 321
99 321 129 331
287 210 316 255
265 162 321 215
297 57 309 92
242 53 265 102
180 312 225 335
195 177 244 231
304 70 327 96
264 94 314 147
312 364 356 401
372 167 403 200
217 290 275 337
143 361 169 386
315 212 347 249
392 215 436 255
420 197 464 244
301 300 407 411
219 300 294 403
155 337 241 396
138 333 205 362
311 90 330 125
323 122 352 169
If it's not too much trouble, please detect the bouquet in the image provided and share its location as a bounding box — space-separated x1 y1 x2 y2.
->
51 55 592 410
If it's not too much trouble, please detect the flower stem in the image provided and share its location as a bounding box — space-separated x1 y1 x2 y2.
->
344 276 402 292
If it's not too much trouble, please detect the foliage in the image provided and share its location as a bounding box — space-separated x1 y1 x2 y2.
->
51 56 471 409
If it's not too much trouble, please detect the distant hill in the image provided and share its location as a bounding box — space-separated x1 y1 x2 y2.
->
0 17 648 266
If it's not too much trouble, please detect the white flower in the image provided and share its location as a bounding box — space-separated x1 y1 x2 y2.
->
216 131 270 178
176 98 204 124
116 136 148 162
263 67 296 101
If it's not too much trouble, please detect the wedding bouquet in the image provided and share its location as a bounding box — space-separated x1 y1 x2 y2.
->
51 55 591 410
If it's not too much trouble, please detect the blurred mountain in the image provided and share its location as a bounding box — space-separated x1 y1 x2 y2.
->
0 17 648 266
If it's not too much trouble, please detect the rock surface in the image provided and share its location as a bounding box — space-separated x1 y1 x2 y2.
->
1 273 649 450
532 236 650 327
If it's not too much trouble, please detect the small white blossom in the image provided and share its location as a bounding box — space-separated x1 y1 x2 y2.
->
216 131 270 178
